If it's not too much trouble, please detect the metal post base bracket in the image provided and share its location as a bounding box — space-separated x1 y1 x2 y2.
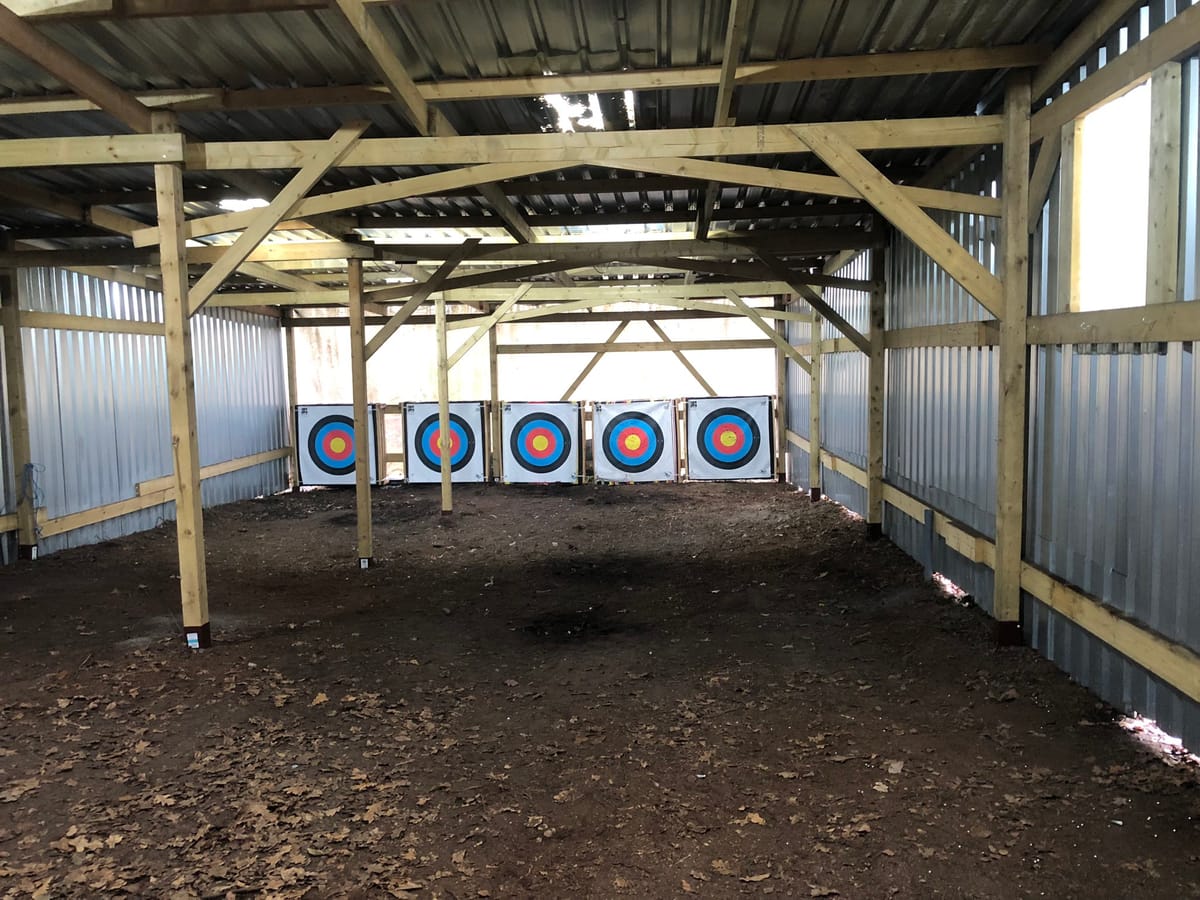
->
809 487 822 503
184 622 213 650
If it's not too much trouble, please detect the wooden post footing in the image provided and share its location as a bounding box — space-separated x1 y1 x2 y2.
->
993 621 1022 647
184 622 212 650
357 558 373 570
809 487 821 503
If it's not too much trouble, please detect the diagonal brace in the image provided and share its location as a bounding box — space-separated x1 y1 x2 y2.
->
755 251 871 354
447 284 533 369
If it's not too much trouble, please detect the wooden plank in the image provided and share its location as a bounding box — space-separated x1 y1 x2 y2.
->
447 284 532 369
1027 300 1200 344
364 239 479 359
994 74 1032 628
1058 121 1084 312
187 121 369 314
0 2 156 133
795 123 1005 318
489 327 502 481
20 310 164 336
884 321 999 349
152 112 208 647
135 447 292 496
1028 127 1061 225
1030 2 1200 142
808 314 822 495
185 117 1007 170
284 312 301 488
435 292 453 512
0 134 184 169
1147 62 1183 307
348 258 374 561
0 246 37 549
792 337 861 355
867 252 885 527
1032 0 1143 100
619 156 1003 217
773 310 787 479
1021 563 1200 704
723 290 812 375
369 260 583 305
501 339 774 354
648 319 718 396
558 321 628 401
756 251 872 353
39 490 173 539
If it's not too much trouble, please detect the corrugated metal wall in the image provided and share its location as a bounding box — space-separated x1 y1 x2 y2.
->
9 268 288 555
784 19 1200 745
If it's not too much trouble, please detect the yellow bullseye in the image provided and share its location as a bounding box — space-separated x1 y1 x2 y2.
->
624 434 643 452
719 431 738 448
532 435 550 452
330 436 348 454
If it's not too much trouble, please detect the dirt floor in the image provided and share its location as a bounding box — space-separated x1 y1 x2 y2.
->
2 482 1199 899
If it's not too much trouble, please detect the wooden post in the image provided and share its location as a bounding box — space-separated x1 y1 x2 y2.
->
995 73 1032 644
1058 119 1083 313
152 112 209 649
435 292 453 513
808 312 823 502
1147 61 1182 306
866 248 886 538
0 241 37 557
348 258 373 566
489 324 503 483
284 310 301 491
774 299 788 482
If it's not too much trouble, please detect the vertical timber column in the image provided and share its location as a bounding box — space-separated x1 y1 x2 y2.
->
153 111 210 649
489 325 503 483
284 311 301 491
0 246 37 557
995 73 1032 644
435 293 453 513
808 313 823 502
348 259 373 566
1147 61 1182 306
774 300 788 482
866 249 886 539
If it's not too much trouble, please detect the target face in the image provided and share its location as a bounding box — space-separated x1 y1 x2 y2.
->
414 413 476 473
296 404 380 487
404 402 488 483
593 401 678 483
686 396 773 481
697 408 761 470
501 402 580 483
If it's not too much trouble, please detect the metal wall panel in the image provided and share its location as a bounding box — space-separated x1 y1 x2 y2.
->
13 269 288 556
820 351 868 515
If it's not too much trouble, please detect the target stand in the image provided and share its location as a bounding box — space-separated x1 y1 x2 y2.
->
685 396 774 481
404 401 488 484
593 400 679 483
501 401 582 484
295 404 383 487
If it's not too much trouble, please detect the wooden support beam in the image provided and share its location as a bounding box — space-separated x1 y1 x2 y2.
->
617 156 1002 218
19 310 164 336
0 2 155 133
867 251 886 530
808 314 822 499
0 248 37 553
348 258 374 564
1030 2 1200 143
1057 120 1084 313
994 74 1032 634
187 121 368 315
614 254 880 291
695 0 753 241
489 326 502 481
369 259 583 305
284 312 301 489
1026 300 1200 345
755 251 871 354
152 112 209 649
501 338 774 354
364 239 479 359
0 134 184 169
184 117 1006 171
723 290 812 375
774 308 788 480
884 321 1000 349
134 447 292 496
559 322 628 401
1031 0 1143 101
447 284 533 370
647 320 717 396
792 124 1005 319
435 292 453 513
1028 128 1062 226
1147 62 1182 307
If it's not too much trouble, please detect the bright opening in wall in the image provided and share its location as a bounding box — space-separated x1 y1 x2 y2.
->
1076 82 1151 312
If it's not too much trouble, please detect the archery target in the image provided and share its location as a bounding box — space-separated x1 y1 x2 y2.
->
296 404 381 487
502 402 581 484
593 400 678 483
404 401 487 483
686 396 774 481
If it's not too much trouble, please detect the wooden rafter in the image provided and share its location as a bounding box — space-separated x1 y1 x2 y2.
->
754 251 871 354
792 124 1004 319
446 284 533 369
187 120 369 315
1031 0 1143 100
